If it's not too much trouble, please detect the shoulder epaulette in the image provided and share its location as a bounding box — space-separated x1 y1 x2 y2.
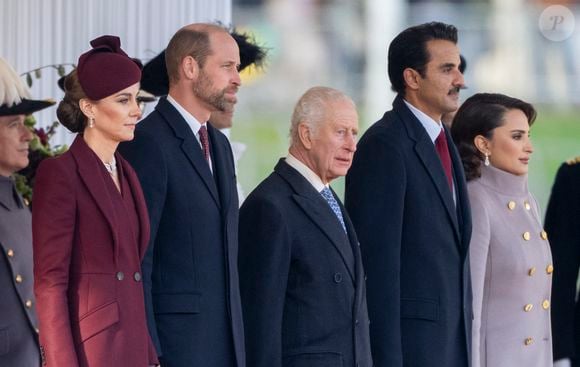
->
565 156 580 165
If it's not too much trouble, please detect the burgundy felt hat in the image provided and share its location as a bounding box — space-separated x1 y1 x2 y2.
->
77 35 142 100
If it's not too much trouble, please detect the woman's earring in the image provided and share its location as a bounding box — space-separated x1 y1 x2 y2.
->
484 152 490 166
89 118 94 128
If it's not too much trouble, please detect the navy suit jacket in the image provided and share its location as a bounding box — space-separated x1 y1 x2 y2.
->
119 97 245 367
239 159 372 367
345 95 472 367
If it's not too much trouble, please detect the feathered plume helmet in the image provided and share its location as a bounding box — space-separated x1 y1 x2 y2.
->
0 57 55 116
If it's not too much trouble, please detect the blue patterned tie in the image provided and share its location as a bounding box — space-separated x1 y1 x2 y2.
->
320 187 346 232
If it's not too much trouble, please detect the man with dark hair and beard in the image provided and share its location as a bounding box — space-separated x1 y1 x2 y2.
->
345 22 472 367
119 23 245 367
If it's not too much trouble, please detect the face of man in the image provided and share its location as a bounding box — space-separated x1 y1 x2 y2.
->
193 31 241 114
412 39 464 121
0 114 33 177
305 100 359 184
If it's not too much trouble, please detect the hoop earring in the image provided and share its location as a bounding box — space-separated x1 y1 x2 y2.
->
484 152 490 166
89 118 95 128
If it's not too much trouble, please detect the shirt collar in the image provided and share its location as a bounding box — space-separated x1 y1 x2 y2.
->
166 94 205 135
285 153 327 193
403 99 443 143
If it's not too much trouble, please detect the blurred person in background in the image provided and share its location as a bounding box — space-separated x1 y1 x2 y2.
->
32 36 158 367
345 22 472 367
0 57 54 367
546 155 580 367
451 93 552 367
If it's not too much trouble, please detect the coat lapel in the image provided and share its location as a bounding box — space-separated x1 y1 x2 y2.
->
156 98 220 207
341 200 366 311
118 153 151 259
275 160 355 282
393 97 461 243
70 136 119 260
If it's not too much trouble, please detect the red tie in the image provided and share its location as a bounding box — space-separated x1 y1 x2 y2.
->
435 129 453 190
199 125 210 163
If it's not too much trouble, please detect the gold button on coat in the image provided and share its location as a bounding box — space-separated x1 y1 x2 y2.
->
524 304 533 312
541 231 548 240
542 300 550 309
507 201 516 210
7 249 14 258
528 267 536 276
15 274 23 283
524 337 534 346
23 198 30 206
523 232 531 241
546 264 554 274
25 300 33 308
524 201 531 210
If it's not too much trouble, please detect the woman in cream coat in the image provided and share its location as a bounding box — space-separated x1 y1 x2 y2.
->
451 93 552 367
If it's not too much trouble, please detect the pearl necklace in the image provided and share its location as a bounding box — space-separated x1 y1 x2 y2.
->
103 156 117 175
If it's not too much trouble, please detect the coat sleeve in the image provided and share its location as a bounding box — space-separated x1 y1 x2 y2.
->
466 187 491 367
345 131 405 367
545 164 580 360
32 158 79 367
118 129 167 356
238 195 290 367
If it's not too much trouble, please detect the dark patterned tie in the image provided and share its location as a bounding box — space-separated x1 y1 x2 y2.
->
199 125 210 163
320 187 346 232
435 129 453 190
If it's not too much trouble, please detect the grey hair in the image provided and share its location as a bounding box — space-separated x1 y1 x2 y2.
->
289 86 355 146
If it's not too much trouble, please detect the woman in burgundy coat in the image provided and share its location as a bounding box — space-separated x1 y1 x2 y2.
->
32 36 158 367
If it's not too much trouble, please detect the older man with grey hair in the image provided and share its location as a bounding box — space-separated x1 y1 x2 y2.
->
238 86 372 367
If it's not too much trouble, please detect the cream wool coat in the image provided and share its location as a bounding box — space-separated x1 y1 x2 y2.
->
469 164 553 367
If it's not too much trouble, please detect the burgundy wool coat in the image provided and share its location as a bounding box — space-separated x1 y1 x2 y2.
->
32 136 157 366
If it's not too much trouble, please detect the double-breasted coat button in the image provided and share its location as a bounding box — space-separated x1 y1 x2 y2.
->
333 273 343 283
134 272 142 282
524 201 531 210
25 299 33 308
524 304 533 312
7 248 14 258
524 337 534 346
542 300 550 310
523 232 531 241
116 272 124 281
528 267 536 276
546 264 554 274
15 274 23 283
507 201 516 210
541 231 548 240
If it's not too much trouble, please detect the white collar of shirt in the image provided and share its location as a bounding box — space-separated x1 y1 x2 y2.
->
403 99 444 144
285 153 327 193
166 94 204 136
